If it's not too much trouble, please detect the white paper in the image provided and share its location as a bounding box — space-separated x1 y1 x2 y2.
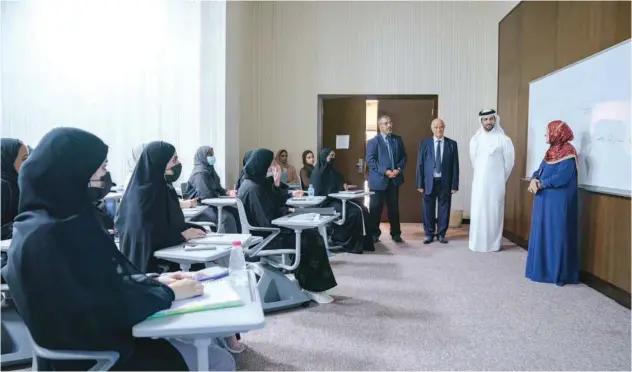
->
336 135 350 149
288 213 320 222
151 279 243 318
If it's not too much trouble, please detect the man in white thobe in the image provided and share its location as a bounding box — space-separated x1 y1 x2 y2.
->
469 109 515 252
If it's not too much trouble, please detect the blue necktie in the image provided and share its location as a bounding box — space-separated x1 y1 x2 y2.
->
434 140 441 172
385 136 395 169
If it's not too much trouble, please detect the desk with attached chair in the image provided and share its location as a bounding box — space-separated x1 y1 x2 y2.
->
133 270 264 371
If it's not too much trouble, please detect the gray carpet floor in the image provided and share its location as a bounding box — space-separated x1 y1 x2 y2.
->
235 226 631 371
4 226 630 371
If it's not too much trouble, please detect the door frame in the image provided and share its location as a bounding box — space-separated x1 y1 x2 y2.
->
317 94 439 150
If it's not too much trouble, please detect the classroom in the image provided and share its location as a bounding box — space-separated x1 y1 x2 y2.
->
1 1 630 371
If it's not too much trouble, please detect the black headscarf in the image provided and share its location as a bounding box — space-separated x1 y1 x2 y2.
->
310 147 343 196
116 141 187 272
1 138 23 240
2 128 174 365
237 149 283 228
185 146 225 200
235 150 254 190
244 149 274 184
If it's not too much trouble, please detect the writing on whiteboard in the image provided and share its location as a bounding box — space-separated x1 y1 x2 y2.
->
526 39 631 194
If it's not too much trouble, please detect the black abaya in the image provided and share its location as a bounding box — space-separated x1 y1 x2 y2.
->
310 148 374 253
116 141 199 273
237 149 337 292
2 128 187 371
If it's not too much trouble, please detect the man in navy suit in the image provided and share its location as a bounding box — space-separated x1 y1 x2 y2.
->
416 118 459 244
366 115 407 243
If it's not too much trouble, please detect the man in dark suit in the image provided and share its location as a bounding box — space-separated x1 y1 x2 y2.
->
416 118 459 244
366 115 407 243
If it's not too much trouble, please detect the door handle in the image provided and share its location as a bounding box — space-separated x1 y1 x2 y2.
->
356 158 364 174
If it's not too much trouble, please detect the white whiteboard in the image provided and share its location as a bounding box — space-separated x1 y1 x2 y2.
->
526 39 631 197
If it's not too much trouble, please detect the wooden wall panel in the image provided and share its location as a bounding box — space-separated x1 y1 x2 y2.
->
498 9 522 235
499 1 631 303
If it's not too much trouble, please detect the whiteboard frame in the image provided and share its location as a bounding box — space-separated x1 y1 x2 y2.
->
527 38 632 199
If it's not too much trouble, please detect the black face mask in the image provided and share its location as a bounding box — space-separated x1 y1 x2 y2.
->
165 163 182 184
88 172 113 201
327 158 336 166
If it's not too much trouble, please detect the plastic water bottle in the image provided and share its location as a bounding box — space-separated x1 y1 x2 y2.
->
228 241 248 287
307 184 315 200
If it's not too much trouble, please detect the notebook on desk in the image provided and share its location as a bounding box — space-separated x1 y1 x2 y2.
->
339 190 365 194
148 278 243 319
284 212 321 222
188 233 252 246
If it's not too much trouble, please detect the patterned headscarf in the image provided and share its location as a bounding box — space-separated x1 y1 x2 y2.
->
544 120 578 165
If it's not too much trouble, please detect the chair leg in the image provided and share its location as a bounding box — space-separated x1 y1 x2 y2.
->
317 225 335 258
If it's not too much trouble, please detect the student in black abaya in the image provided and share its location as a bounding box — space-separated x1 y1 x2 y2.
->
184 146 241 233
237 150 296 208
116 141 207 273
1 127 234 371
1 138 29 241
238 148 337 303
311 148 375 254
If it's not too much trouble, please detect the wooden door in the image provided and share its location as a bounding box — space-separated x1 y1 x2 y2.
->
322 97 367 188
377 98 437 223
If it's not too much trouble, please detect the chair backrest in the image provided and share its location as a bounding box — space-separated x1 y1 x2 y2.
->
233 198 253 234
30 335 119 371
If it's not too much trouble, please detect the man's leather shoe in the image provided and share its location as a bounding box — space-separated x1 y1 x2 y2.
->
423 236 434 244
392 236 403 243
438 236 448 244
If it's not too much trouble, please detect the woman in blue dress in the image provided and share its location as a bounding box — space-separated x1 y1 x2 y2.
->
525 120 579 286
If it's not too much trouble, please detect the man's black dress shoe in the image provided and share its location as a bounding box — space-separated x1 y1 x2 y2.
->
392 236 403 243
423 236 434 244
438 236 448 244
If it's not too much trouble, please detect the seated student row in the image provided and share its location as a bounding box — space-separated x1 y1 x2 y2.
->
0 132 369 370
2 138 249 368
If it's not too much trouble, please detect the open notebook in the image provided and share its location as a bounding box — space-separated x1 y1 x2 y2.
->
148 278 244 319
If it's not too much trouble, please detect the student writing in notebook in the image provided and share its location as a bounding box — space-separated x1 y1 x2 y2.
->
2 128 235 371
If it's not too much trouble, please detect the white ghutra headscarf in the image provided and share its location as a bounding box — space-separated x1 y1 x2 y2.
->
470 109 508 164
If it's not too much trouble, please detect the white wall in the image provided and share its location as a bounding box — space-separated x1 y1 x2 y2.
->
226 0 256 187
1 0 205 185
250 0 518 214
200 0 228 185
0 0 242 188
